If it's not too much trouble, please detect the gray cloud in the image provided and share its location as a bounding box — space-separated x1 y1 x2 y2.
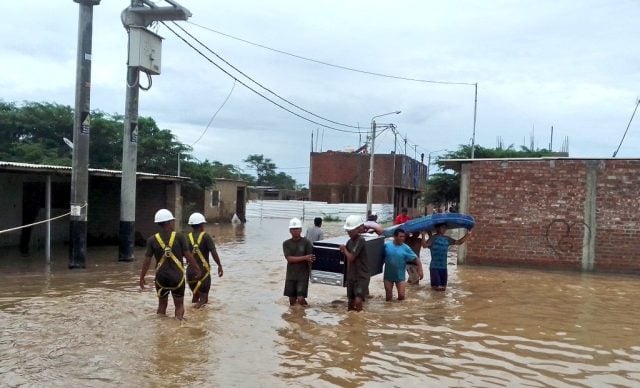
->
1 0 639 185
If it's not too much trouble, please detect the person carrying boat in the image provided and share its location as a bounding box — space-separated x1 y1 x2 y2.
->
139 209 201 320
339 215 370 312
383 228 424 301
186 212 224 308
405 232 428 285
283 218 315 306
425 224 472 291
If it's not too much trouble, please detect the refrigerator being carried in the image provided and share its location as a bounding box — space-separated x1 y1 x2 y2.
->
310 234 385 286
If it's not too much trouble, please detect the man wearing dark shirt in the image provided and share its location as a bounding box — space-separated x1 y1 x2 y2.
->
340 215 369 312
139 209 201 320
283 218 315 306
186 212 224 308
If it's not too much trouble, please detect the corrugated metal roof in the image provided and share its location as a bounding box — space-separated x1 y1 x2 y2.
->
0 161 189 181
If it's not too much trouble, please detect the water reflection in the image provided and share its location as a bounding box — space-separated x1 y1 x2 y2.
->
0 218 638 387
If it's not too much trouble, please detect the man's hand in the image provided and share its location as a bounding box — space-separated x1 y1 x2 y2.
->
139 277 146 290
307 254 316 263
217 266 224 277
418 269 424 280
339 245 346 254
193 268 203 280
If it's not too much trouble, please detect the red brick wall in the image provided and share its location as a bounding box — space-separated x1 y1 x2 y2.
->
310 151 426 203
594 160 640 272
464 159 640 273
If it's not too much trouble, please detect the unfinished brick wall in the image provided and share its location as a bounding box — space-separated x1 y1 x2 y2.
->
462 159 640 273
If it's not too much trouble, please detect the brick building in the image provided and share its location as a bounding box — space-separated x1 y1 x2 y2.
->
0 161 186 250
309 151 427 214
444 157 640 273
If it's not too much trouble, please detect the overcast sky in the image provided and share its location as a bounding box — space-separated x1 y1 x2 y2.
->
2 0 639 183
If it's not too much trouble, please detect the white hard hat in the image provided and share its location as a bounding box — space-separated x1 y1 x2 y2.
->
289 218 302 229
154 209 175 223
188 212 207 225
344 215 364 231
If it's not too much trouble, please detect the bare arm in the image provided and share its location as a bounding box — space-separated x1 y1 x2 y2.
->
211 250 223 277
285 254 315 264
454 230 473 245
184 250 202 279
139 255 152 289
339 245 357 263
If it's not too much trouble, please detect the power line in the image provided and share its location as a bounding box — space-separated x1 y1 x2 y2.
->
191 79 236 147
187 21 475 86
170 22 364 132
161 22 365 134
612 98 640 157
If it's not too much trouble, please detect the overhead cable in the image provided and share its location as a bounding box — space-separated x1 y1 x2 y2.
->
187 21 475 86
161 22 365 134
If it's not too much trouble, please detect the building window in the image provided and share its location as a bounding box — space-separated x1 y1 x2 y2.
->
211 190 220 207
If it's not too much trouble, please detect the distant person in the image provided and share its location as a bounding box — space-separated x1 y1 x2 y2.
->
405 232 428 285
364 212 384 235
339 215 369 312
186 212 224 308
425 224 472 291
283 218 315 306
394 208 411 225
139 209 201 320
383 229 424 301
305 217 324 243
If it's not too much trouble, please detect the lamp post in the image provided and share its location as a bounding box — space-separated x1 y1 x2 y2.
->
367 110 401 215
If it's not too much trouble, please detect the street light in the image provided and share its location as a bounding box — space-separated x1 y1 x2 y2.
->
367 110 401 215
426 149 447 180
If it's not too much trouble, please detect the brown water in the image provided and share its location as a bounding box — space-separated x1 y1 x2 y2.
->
1 219 639 387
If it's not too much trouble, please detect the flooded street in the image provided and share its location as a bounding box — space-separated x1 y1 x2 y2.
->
1 218 639 387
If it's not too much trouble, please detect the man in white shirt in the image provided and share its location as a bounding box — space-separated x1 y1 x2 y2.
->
305 217 324 242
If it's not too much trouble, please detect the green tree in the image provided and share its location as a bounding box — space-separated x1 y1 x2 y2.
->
243 153 297 189
424 144 558 206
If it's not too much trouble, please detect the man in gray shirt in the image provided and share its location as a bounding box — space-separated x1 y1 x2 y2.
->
305 217 324 243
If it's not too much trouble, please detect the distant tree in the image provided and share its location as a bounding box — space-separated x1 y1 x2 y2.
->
243 153 297 190
423 144 558 206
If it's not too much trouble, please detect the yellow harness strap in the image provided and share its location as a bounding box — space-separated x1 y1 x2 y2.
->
154 232 186 297
189 231 211 294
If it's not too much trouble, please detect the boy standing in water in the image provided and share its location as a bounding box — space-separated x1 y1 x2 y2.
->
339 215 369 312
383 228 424 301
140 209 201 320
186 212 224 308
283 218 315 306
426 224 472 291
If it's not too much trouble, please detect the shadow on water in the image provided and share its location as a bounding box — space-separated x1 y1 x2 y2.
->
1 218 639 386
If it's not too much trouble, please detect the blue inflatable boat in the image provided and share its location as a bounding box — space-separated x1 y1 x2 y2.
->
383 213 475 237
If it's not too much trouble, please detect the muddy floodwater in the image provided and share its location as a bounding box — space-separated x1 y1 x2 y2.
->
1 219 639 387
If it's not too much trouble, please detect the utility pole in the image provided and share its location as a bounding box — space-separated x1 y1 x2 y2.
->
69 0 100 269
404 136 408 156
366 120 377 215
367 111 401 215
119 0 191 261
470 82 478 159
391 128 397 214
414 144 418 161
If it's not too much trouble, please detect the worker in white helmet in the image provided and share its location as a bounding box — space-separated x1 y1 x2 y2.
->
283 218 315 306
139 209 202 320
186 212 223 308
339 215 369 312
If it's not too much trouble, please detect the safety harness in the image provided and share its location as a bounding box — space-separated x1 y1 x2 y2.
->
189 231 211 294
154 232 186 298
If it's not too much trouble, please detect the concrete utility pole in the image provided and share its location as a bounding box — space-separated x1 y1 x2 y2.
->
367 111 401 215
69 0 100 269
119 0 191 261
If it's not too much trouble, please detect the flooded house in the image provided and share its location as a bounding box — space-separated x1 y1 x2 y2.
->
0 161 187 252
204 178 247 223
